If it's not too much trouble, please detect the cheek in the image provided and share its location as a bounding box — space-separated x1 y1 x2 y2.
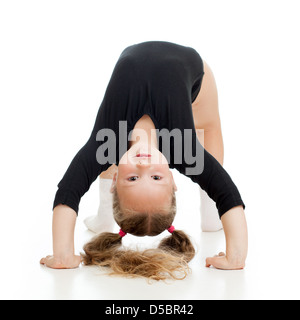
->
115 186 137 208
117 165 132 178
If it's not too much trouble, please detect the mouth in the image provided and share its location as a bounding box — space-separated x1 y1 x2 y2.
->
136 154 152 158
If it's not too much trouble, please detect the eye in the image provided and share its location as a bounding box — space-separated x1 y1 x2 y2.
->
152 176 162 180
128 176 139 181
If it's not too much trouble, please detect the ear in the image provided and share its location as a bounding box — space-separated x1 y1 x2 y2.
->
169 171 178 192
110 172 118 193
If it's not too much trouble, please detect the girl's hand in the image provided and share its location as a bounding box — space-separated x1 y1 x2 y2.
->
206 252 245 270
40 255 82 269
206 206 248 270
42 205 79 270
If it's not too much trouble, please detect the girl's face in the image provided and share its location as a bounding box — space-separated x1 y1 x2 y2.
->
110 143 177 212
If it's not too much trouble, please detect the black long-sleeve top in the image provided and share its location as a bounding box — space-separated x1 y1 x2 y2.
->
53 41 245 217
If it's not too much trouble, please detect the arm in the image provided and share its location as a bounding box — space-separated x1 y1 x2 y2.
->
40 205 81 269
52 102 111 215
194 62 247 267
206 205 248 269
42 104 110 268
192 149 248 270
41 165 118 269
175 140 248 269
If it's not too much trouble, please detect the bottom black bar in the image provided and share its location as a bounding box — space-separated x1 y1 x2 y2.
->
98 301 202 319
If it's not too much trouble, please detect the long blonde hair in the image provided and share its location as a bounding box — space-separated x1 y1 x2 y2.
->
81 189 195 281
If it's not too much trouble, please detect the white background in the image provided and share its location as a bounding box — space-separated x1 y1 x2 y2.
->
0 0 300 300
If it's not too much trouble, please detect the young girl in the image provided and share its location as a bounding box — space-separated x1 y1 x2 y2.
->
40 41 248 280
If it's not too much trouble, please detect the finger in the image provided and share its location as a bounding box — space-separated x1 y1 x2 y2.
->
40 256 55 268
206 256 229 269
212 252 226 258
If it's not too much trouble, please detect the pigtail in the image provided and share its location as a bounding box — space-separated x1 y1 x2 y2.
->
81 231 193 281
159 230 196 262
81 190 196 281
81 232 122 266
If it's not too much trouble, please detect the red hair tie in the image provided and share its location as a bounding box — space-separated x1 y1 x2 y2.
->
167 225 175 234
119 229 127 238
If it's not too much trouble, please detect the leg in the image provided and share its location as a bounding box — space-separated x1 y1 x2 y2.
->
192 61 224 231
84 164 118 233
192 61 224 164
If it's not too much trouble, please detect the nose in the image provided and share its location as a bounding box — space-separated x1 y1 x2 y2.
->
136 159 151 168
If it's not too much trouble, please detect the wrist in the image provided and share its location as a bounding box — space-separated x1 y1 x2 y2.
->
53 241 75 258
53 249 74 257
52 205 77 260
53 253 76 265
227 247 247 265
222 206 248 253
